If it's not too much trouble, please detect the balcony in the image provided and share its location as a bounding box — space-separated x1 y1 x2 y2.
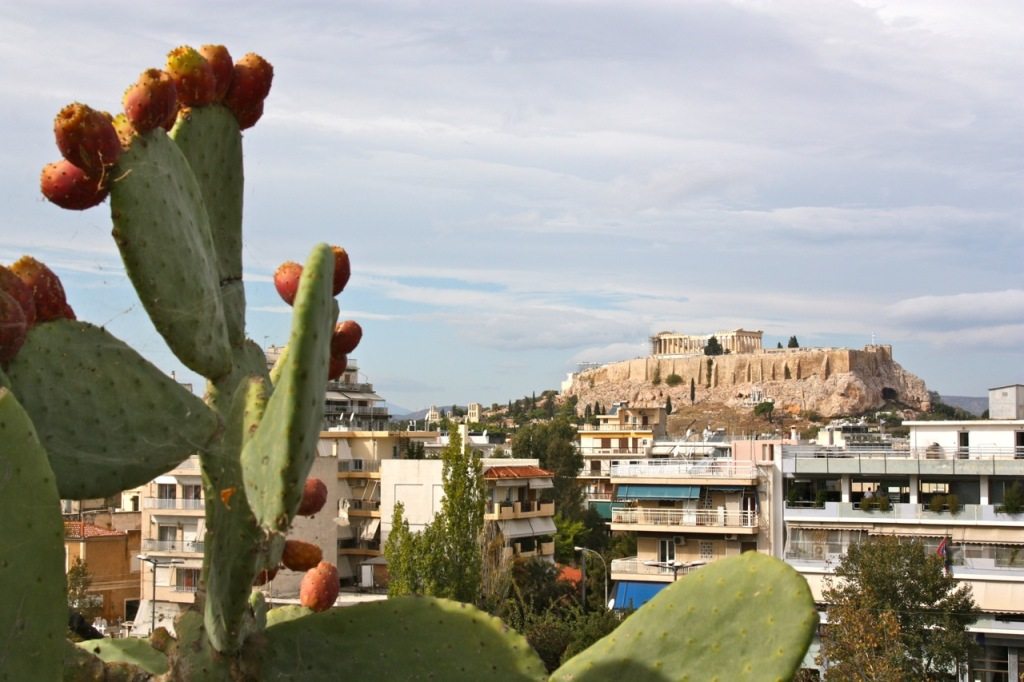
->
578 424 655 433
610 506 758 532
144 497 204 510
610 556 708 581
785 502 1024 526
484 500 556 521
610 460 758 482
171 584 199 593
346 499 381 517
142 539 205 554
338 459 381 477
337 539 381 556
782 445 1024 477
501 541 556 561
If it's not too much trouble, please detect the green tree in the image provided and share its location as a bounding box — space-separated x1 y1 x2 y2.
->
512 419 584 519
651 365 661 385
706 358 714 386
66 557 102 620
777 341 783 349
754 401 774 423
703 335 724 356
690 377 696 403
788 336 800 348
404 441 426 460
665 373 682 387
553 513 589 564
665 396 672 415
383 431 486 603
820 536 976 681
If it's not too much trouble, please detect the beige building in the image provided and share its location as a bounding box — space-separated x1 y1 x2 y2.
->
467 402 482 423
650 328 763 356
380 458 557 568
65 520 141 626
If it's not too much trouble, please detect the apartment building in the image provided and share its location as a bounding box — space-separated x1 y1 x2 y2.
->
780 385 1024 680
576 402 774 608
65 520 141 625
380 457 558 568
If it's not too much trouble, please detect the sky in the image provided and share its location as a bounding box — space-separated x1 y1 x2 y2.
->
1 1 1021 413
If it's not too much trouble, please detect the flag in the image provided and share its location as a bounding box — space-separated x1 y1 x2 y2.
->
936 537 948 557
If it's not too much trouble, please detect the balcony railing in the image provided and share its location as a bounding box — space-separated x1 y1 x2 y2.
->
142 539 205 553
338 459 381 474
346 499 381 511
784 444 1024 461
785 502 1024 525
610 557 708 578
579 447 648 456
144 497 204 510
610 460 758 479
171 584 199 593
611 507 758 528
485 500 555 520
578 424 655 432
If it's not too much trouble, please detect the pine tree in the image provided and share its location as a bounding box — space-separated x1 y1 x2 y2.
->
690 378 696 403
788 336 800 348
665 396 673 414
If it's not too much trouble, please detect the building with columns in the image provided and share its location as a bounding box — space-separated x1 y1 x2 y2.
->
650 329 763 357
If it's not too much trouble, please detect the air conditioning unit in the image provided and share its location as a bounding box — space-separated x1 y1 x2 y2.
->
723 534 738 542
673 536 686 545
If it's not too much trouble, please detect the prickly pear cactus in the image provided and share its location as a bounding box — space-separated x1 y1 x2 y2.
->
1 42 817 682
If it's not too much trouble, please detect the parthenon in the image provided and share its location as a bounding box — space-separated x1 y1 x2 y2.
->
650 329 763 356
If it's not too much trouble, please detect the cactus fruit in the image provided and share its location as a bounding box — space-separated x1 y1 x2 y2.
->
282 540 323 571
299 561 340 612
166 45 217 106
0 265 36 327
111 113 136 149
9 255 69 323
200 44 234 101
122 68 179 133
53 102 121 176
39 158 109 210
328 353 348 381
274 261 302 305
331 246 350 295
253 567 279 586
0 291 28 363
331 320 362 355
296 477 328 516
224 53 273 129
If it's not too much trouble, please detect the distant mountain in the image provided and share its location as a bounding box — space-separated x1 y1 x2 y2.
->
386 402 417 418
938 395 987 416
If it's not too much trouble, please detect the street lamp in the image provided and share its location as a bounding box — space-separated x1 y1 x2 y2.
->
138 555 183 635
574 546 609 611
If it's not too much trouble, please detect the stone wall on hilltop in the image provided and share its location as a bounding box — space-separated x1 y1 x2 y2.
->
565 345 930 418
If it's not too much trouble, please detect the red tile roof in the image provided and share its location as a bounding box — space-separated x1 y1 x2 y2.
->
64 521 126 539
558 565 582 586
483 465 554 480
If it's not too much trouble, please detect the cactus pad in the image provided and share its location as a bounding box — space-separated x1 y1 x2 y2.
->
242 243 335 531
0 389 66 682
551 552 817 682
5 320 220 498
263 596 548 681
74 638 169 675
110 128 231 378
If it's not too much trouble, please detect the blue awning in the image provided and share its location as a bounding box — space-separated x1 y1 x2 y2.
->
707 486 746 493
615 485 699 500
589 500 613 520
612 581 667 610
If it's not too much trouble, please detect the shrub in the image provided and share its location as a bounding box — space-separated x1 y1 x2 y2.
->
928 495 946 513
946 494 960 514
665 373 683 387
876 495 891 512
998 481 1024 514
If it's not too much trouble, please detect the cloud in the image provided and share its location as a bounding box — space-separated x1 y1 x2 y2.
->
885 290 1024 330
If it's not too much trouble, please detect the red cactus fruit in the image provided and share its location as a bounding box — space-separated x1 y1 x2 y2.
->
331 320 362 356
40 159 109 211
273 261 302 306
199 44 234 102
297 478 328 516
53 103 121 176
252 567 278 586
224 53 273 129
331 246 351 295
328 354 348 381
0 290 28 364
123 69 179 134
282 540 323 572
230 100 264 130
62 303 76 321
9 256 68 323
166 46 217 107
299 561 339 613
0 266 37 328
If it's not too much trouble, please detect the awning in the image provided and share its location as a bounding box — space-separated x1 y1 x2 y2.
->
529 517 557 536
589 500 613 521
707 486 746 493
616 485 699 500
358 518 381 542
529 478 554 490
612 581 667 610
154 476 176 484
497 519 535 539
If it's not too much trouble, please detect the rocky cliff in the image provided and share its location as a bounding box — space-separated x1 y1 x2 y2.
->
565 345 930 418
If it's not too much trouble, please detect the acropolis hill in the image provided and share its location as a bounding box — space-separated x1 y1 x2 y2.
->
564 329 931 418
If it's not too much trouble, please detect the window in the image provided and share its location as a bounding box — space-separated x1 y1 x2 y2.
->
175 568 200 593
157 526 176 546
699 541 714 560
157 483 176 500
182 484 201 500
